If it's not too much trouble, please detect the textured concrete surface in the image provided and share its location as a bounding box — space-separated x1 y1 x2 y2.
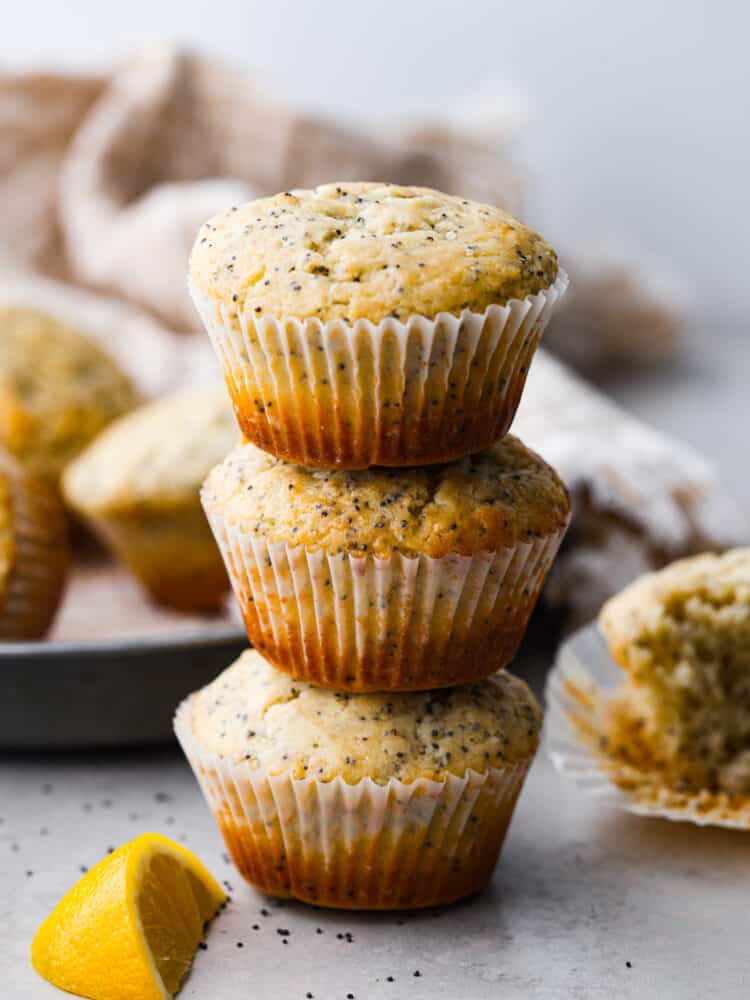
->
2 737 748 1000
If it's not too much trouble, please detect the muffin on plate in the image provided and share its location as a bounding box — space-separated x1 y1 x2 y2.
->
0 306 140 487
202 434 570 690
63 388 237 613
0 449 69 640
600 548 750 797
189 182 567 469
175 648 541 909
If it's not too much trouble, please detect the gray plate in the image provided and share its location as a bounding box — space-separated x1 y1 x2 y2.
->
0 627 246 749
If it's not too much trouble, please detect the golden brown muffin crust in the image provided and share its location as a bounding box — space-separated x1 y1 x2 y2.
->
600 549 750 669
0 473 13 600
63 388 238 516
0 306 140 484
190 182 558 323
202 435 570 559
190 649 541 782
0 449 70 639
600 548 750 795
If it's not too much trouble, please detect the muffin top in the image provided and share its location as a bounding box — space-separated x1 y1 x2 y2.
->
202 436 570 559
189 182 558 323
189 649 541 782
600 548 750 673
0 306 140 484
63 388 238 516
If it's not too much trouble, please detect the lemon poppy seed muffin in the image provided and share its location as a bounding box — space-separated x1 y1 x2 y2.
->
189 182 567 468
0 307 140 487
0 449 69 639
192 648 541 781
205 434 570 559
190 182 558 323
202 435 570 690
600 549 750 798
175 649 541 908
63 388 237 612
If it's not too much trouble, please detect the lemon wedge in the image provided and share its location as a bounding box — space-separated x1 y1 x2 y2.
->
31 832 225 1000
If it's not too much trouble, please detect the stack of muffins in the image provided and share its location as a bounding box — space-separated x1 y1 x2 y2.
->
176 183 571 909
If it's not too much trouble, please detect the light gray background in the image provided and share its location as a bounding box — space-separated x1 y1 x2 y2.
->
5 0 750 322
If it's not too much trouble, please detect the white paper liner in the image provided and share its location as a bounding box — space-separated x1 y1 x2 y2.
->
544 623 750 830
175 697 533 909
189 271 568 468
203 502 567 690
0 460 69 640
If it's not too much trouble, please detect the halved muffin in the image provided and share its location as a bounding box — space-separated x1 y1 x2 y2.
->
600 549 750 795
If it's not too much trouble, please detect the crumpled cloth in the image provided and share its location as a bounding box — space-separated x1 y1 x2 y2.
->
513 352 747 626
0 45 522 331
0 45 742 625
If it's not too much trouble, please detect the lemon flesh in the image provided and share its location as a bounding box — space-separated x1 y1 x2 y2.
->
31 832 225 1000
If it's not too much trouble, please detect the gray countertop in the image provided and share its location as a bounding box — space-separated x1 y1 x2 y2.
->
3 731 748 1000
2 325 749 999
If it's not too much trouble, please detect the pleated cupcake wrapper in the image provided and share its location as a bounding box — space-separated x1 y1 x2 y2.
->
189 271 568 468
0 465 68 640
204 503 567 691
175 697 532 909
545 623 750 831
